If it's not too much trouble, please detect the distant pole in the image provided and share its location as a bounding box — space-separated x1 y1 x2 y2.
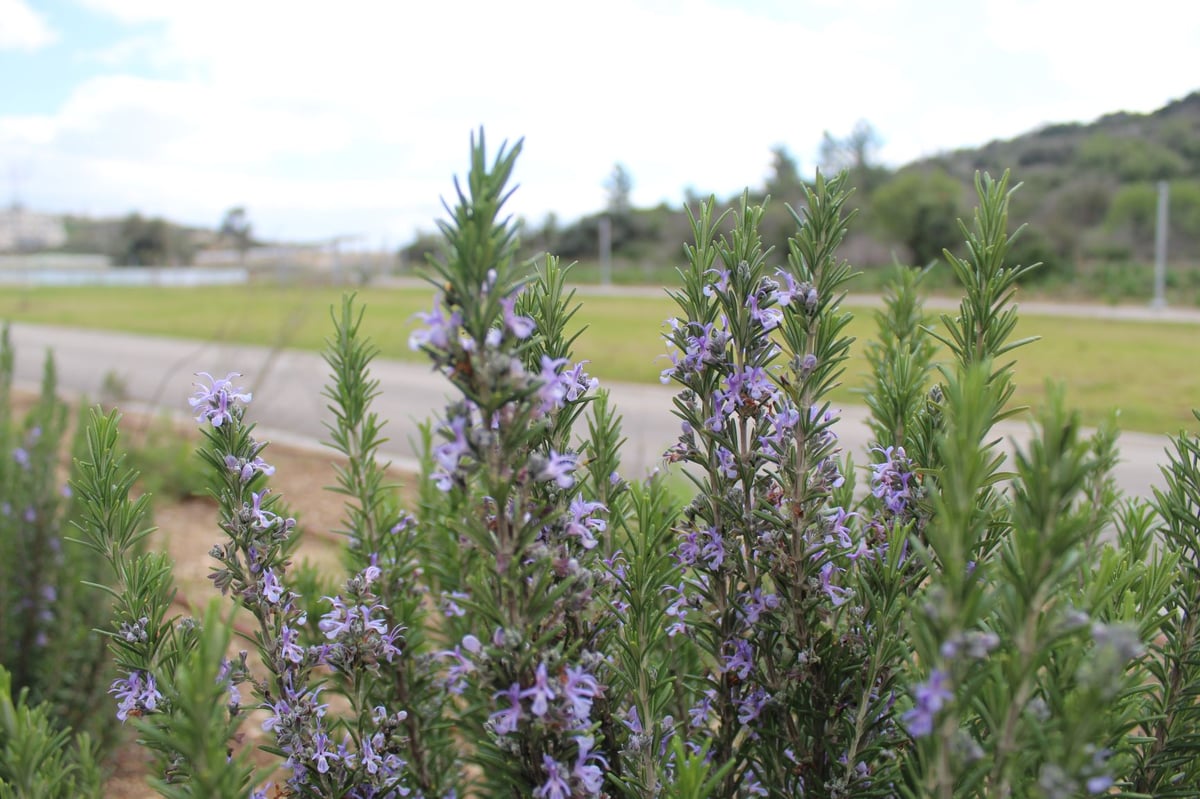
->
1152 180 1168 309
598 215 612 286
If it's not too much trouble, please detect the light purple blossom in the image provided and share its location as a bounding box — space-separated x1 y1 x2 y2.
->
437 644 477 696
737 686 769 725
500 294 536 339
820 561 853 607
747 292 783 331
871 445 915 515
703 268 731 296
110 670 162 722
490 683 523 735
565 497 607 550
561 665 601 721
663 582 691 637
723 639 754 680
701 527 725 571
189 372 252 428
260 568 285 604
902 669 953 737
409 298 462 352
522 662 556 717
573 735 607 794
225 452 275 483
312 731 340 774
738 588 781 625
539 450 578 489
716 446 738 479
441 590 469 617
533 754 571 799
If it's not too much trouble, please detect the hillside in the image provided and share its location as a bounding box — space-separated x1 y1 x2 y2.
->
915 90 1200 270
421 91 1200 302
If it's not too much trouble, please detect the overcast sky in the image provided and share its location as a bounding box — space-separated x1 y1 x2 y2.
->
1 0 1198 247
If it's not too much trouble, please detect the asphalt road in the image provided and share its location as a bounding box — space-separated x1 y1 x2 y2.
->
7 321 1183 502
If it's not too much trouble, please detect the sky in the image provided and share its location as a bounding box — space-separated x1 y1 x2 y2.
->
1 0 1198 248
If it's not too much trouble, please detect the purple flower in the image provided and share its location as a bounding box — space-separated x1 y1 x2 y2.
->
248 490 278 530
490 683 523 735
663 583 691 637
278 624 306 664
565 497 607 550
716 446 738 479
189 372 252 428
360 732 384 775
688 690 715 728
539 450 577 489
500 293 536 339
561 665 601 722
702 268 731 296
573 735 607 794
433 413 472 491
723 639 754 680
522 662 557 718
747 292 782 331
736 686 769 725
312 731 340 774
260 568 285 604
533 754 572 799
701 527 725 571
676 529 701 567
438 644 476 695
12 447 29 469
110 670 162 722
743 769 770 796
409 298 462 351
318 596 354 640
902 669 953 737
738 588 781 626
819 561 853 607
871 445 915 515
225 452 275 483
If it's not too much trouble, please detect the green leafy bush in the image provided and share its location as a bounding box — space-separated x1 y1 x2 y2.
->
0 328 116 750
70 134 1200 799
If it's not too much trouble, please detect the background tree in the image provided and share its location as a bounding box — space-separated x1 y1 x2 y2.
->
219 206 254 263
605 163 633 217
872 167 964 264
819 119 887 193
112 213 189 266
765 145 804 201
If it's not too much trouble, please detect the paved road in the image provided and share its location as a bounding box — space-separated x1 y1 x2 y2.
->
7 322 1181 501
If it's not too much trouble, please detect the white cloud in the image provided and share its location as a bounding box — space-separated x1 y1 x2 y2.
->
0 0 56 50
3 0 1198 241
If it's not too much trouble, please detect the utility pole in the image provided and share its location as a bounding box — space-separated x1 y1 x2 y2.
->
1151 180 1168 309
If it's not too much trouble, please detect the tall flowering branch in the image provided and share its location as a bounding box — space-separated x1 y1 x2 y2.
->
193 372 414 798
658 179 899 797
323 293 457 796
70 409 256 797
410 132 610 797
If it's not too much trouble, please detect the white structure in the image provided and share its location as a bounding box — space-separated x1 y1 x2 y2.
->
0 206 67 252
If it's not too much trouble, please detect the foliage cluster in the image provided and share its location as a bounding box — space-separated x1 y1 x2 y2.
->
46 133 1200 798
401 94 1200 296
0 328 115 797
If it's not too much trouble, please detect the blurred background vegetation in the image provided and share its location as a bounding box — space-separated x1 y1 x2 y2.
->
8 92 1200 305
402 92 1200 304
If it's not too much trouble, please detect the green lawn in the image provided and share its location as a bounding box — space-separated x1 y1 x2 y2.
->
0 283 1196 435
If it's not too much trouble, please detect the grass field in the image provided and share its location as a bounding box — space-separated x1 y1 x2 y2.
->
0 282 1196 435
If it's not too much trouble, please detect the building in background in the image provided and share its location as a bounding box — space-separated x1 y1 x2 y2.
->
0 205 66 252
